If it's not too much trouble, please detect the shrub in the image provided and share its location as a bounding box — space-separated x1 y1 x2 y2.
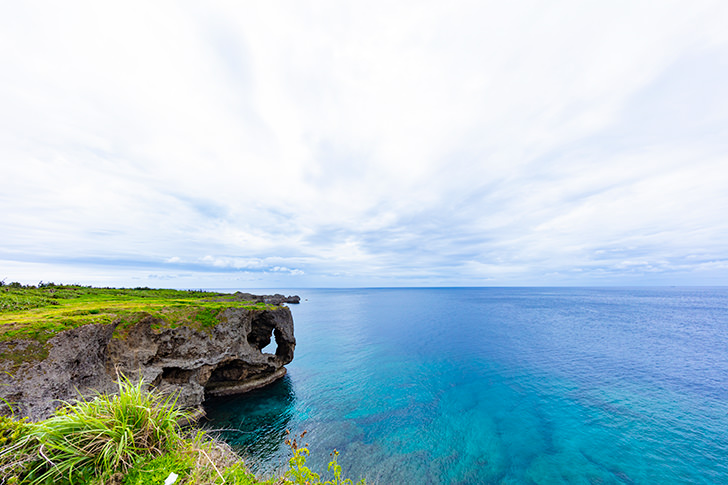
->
2 375 189 484
0 379 366 485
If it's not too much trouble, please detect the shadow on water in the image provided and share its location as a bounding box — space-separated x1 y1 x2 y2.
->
202 375 296 473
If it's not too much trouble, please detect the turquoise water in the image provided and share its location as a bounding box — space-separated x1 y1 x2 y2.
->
205 288 728 484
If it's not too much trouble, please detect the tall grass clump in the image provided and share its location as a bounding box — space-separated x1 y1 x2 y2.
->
1 376 189 484
0 378 366 485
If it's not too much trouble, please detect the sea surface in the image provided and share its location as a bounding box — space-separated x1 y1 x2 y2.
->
204 288 728 484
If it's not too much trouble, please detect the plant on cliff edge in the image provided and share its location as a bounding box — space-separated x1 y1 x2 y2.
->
121 430 278 485
284 431 366 485
0 414 36 482
0 378 367 485
4 375 189 483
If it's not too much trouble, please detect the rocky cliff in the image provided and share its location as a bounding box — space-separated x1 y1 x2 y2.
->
0 306 295 420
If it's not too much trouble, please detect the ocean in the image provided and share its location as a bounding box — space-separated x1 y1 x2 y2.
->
204 288 728 484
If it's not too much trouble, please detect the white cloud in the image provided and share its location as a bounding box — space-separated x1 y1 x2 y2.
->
1 1 728 287
200 256 266 270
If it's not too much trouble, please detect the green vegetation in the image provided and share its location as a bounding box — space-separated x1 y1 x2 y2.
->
0 282 366 484
0 377 365 485
0 283 276 361
285 432 364 485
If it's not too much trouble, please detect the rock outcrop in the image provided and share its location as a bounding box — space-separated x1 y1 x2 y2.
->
210 292 301 305
0 306 295 420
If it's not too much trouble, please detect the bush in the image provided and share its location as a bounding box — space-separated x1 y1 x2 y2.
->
0 380 365 485
0 376 188 484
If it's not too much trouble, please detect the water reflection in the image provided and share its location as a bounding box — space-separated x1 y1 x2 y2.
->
203 375 295 472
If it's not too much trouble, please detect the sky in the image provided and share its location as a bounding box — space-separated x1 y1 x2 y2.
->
1 1 728 289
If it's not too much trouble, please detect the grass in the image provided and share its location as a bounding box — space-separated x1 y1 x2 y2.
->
0 377 365 485
0 376 266 484
16 377 186 482
0 283 366 484
0 284 278 364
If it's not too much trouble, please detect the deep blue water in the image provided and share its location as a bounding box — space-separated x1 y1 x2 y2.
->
204 288 728 484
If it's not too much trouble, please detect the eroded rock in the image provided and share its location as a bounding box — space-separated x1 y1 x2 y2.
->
215 292 301 305
0 306 295 420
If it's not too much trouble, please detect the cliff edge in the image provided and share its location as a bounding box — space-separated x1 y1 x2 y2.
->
0 286 296 420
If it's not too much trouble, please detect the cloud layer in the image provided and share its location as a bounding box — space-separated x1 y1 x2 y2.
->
2 1 728 287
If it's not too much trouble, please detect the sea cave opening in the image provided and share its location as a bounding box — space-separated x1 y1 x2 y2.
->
245 312 293 361
261 332 277 354
248 312 278 355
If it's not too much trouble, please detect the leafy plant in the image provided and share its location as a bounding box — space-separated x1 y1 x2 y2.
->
283 432 365 485
0 414 36 482
121 450 193 484
0 347 367 484
1 374 189 483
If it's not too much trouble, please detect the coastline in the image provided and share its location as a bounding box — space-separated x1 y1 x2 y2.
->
0 284 297 420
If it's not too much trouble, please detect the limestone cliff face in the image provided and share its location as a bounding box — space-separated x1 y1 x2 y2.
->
0 307 295 420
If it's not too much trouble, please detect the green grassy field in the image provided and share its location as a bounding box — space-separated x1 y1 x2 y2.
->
0 283 276 351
